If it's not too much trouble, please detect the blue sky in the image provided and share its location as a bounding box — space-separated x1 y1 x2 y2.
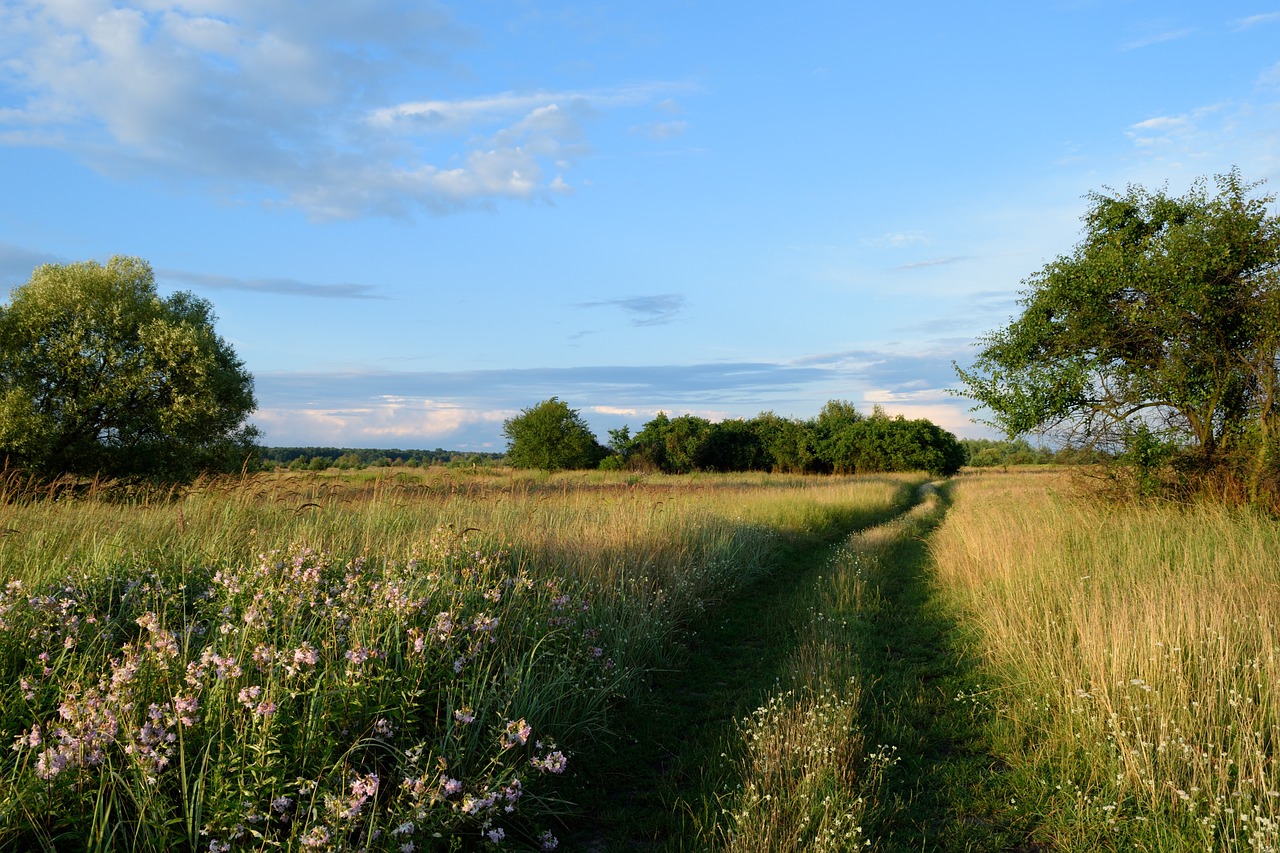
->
2 2 1279 451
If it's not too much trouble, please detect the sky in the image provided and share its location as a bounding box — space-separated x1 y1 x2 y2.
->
2 1 1279 451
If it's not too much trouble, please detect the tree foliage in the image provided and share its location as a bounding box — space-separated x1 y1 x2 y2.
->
955 170 1280 497
501 397 606 471
604 402 964 476
0 256 259 480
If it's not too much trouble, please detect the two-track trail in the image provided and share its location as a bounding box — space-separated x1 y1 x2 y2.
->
562 483 1043 852
838 486 1045 852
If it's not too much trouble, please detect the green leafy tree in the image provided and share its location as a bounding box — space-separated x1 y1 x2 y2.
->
747 412 821 473
850 409 965 476
0 256 259 480
812 399 866 474
502 397 606 470
956 171 1280 490
626 412 671 471
700 418 767 472
661 415 715 474
960 438 1055 467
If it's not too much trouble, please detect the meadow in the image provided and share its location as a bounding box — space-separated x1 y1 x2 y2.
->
2 465 1279 851
929 470 1280 851
0 467 917 851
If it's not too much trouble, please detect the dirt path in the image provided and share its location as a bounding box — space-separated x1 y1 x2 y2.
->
562 484 1039 852
845 487 1042 851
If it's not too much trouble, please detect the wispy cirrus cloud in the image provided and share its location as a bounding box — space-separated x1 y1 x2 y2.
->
1232 12 1280 30
1121 25 1196 50
370 83 677 130
159 269 388 300
896 256 969 270
1124 102 1232 153
863 231 928 249
575 294 685 326
0 2 685 219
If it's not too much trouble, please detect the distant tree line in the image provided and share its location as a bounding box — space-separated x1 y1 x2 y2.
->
959 438 1108 468
502 397 969 476
257 447 502 471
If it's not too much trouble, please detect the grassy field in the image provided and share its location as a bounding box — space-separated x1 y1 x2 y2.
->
3 465 1279 851
0 467 919 852
930 470 1280 851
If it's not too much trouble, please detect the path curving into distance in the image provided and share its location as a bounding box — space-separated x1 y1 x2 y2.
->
564 480 1040 852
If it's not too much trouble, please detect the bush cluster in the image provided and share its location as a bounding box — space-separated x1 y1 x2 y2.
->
505 399 965 476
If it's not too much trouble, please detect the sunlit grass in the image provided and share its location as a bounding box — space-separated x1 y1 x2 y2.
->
0 467 913 851
930 470 1280 850
707 488 942 852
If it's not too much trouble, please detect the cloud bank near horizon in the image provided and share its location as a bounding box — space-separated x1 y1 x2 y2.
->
251 349 989 449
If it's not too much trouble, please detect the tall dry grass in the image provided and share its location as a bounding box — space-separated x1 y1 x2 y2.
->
0 468 913 851
930 470 1280 850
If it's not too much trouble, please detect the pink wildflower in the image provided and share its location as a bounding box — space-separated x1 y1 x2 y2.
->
237 685 263 710
532 751 568 774
502 719 532 749
172 694 199 726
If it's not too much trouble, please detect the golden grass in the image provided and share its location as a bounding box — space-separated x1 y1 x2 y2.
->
930 470 1280 849
0 468 919 851
714 489 942 851
0 468 907 573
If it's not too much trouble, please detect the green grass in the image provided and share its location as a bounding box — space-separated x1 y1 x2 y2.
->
555 473 926 850
660 483 1040 852
929 470 1280 851
0 468 916 852
12 465 1270 851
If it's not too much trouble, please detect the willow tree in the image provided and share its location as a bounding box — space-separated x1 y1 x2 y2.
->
0 256 259 480
956 170 1280 493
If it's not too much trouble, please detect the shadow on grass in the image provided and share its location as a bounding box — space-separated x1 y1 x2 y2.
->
849 486 1044 852
561 482 1046 852
558 480 921 851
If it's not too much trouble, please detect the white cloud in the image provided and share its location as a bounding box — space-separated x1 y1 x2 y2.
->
252 399 509 447
0 3 683 218
1121 26 1196 51
1233 12 1280 30
1131 115 1190 132
1124 103 1230 152
1116 97 1280 189
861 387 989 437
863 231 928 249
369 83 671 130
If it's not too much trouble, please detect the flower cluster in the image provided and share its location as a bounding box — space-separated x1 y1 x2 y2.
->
3 536 601 850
